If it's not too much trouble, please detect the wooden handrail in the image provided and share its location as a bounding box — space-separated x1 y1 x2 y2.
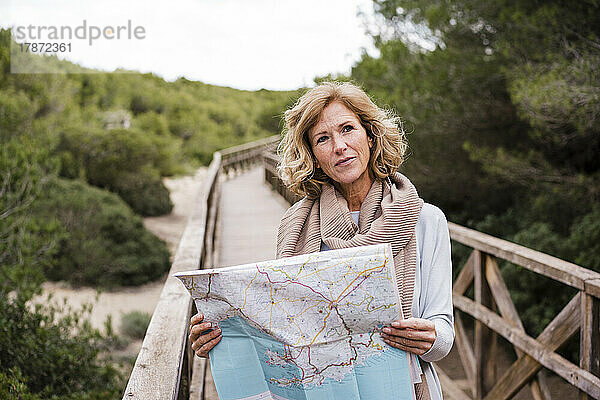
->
448 222 600 291
219 135 279 159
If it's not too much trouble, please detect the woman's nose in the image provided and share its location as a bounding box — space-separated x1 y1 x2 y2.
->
331 133 347 153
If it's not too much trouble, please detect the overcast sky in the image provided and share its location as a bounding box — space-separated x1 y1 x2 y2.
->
1 0 379 90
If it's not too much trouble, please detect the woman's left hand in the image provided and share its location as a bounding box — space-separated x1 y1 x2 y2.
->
381 317 436 355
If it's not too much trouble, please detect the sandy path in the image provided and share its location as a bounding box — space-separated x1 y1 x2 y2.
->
40 167 207 333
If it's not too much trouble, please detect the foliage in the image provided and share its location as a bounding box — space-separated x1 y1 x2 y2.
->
31 177 171 288
120 311 152 340
570 206 600 270
0 367 43 400
56 127 175 216
0 294 124 399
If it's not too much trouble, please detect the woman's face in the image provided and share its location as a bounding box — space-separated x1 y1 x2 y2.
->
308 101 373 190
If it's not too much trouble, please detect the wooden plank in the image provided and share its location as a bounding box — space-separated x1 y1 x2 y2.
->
453 251 476 296
122 155 221 400
483 293 581 400
580 293 600 400
203 362 220 400
475 251 496 399
536 373 553 400
485 256 550 400
436 365 472 400
455 311 476 393
189 357 207 400
448 222 600 290
453 294 600 398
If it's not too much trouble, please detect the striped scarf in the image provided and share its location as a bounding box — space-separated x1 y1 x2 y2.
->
276 172 423 320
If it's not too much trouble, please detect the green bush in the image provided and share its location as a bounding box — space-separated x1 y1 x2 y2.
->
0 294 123 399
32 177 171 288
120 311 152 340
133 111 170 136
0 367 43 400
0 89 34 138
111 170 173 217
56 127 174 216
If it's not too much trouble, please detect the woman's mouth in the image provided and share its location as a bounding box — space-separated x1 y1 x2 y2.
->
335 157 355 166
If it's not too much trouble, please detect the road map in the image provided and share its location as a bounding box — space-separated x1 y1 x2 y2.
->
175 243 414 400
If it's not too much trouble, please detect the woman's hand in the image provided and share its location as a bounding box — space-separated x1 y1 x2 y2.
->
381 317 436 356
189 313 222 358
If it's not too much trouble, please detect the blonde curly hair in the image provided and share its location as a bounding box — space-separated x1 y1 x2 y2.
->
277 81 407 198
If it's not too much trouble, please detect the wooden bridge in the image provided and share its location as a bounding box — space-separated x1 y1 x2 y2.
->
122 137 600 400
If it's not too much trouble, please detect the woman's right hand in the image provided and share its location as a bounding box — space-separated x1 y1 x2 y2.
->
189 312 222 358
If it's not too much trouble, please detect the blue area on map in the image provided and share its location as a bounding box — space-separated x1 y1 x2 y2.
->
209 317 413 400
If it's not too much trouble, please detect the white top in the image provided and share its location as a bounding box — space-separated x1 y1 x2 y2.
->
322 203 454 399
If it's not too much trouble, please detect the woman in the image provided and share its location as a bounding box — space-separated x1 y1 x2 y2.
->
190 82 454 399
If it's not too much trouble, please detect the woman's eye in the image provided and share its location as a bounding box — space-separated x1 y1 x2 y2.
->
316 136 328 144
342 125 354 133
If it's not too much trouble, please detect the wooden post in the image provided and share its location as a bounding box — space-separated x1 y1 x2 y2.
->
474 250 496 399
580 292 600 400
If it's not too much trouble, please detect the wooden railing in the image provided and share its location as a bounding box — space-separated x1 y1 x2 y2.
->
220 135 279 176
263 149 600 400
124 137 600 400
262 151 301 205
448 225 600 400
122 136 280 400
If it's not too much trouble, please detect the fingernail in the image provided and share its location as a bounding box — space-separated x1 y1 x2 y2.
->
382 327 391 334
391 321 400 328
